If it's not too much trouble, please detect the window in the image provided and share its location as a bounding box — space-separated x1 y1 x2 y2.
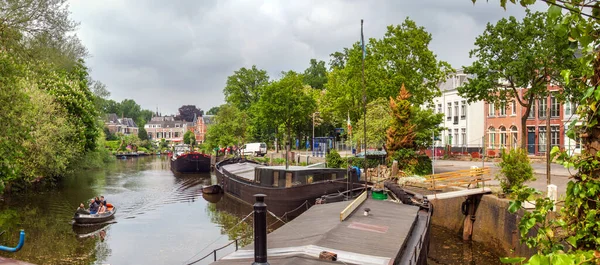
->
511 100 516 116
538 98 547 118
551 126 560 147
437 104 442 114
510 126 518 149
499 126 507 147
488 103 495 117
461 128 466 146
454 102 459 118
447 103 452 120
447 129 452 145
551 97 560 117
454 129 459 146
499 102 506 116
175 124 180 128
461 101 466 119
528 102 536 119
488 127 496 148
565 101 576 116
539 126 547 153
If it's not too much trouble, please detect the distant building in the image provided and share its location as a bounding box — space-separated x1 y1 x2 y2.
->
195 115 215 143
432 70 485 152
144 115 189 143
105 113 139 135
563 101 581 156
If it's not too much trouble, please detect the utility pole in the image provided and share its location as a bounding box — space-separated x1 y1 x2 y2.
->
432 131 435 175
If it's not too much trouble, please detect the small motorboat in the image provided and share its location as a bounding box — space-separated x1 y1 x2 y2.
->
73 204 117 225
202 185 222 194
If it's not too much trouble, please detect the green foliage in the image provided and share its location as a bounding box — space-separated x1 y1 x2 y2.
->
204 104 249 150
412 106 444 149
303 59 328 89
497 148 535 193
223 65 269 111
325 150 343 168
207 106 220 115
459 10 581 149
351 98 391 149
389 149 432 175
470 1 600 263
183 130 196 145
138 127 149 141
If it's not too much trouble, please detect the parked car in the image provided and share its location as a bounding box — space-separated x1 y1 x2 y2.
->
241 142 267 157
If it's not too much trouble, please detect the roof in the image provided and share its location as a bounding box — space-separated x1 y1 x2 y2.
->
203 115 215 125
213 199 421 265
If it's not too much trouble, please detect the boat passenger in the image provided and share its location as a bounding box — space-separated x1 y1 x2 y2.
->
100 195 107 206
75 203 90 216
98 203 106 214
89 199 99 214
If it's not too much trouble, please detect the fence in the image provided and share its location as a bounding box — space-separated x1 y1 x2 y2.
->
423 143 583 158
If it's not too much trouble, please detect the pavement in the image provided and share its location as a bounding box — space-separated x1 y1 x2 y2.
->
432 160 576 197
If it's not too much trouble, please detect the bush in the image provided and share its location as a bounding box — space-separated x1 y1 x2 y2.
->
326 150 343 168
497 148 534 193
388 149 432 175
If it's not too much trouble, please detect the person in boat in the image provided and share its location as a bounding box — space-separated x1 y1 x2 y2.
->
75 203 90 216
97 202 106 214
89 198 99 214
100 195 107 206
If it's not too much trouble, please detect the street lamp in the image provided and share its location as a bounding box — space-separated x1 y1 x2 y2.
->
312 112 320 156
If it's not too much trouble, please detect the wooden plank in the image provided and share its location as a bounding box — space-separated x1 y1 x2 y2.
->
426 188 492 200
340 191 367 221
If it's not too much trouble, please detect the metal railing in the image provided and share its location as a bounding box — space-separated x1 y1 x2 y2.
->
186 237 244 265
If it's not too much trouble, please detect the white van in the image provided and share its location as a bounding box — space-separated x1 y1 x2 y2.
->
241 142 267 156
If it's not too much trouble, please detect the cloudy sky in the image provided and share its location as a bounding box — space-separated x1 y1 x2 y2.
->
68 0 546 115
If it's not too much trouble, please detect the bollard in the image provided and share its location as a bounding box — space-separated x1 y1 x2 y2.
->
253 194 269 265
547 184 557 212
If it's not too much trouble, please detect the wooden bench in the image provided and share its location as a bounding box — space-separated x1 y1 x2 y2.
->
406 167 491 190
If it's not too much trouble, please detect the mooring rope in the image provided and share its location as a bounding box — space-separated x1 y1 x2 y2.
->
182 211 254 265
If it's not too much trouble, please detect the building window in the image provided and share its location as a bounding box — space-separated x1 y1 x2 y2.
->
499 126 507 147
175 124 180 128
488 103 495 117
565 101 577 116
551 126 560 147
454 129 459 146
538 98 547 118
511 100 516 116
510 126 518 149
499 102 506 116
528 102 536 119
460 101 466 119
437 104 442 114
539 126 547 153
447 103 452 120
488 127 496 148
447 129 452 145
550 97 560 117
461 128 466 146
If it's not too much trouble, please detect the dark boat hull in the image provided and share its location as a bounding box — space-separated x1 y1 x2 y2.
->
215 160 363 218
73 208 117 225
170 153 211 173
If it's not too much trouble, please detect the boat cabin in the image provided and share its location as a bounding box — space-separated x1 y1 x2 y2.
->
220 162 354 188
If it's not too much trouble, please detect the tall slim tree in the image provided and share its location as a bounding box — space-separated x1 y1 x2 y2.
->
386 85 416 158
303 59 328 89
458 11 579 149
223 65 269 111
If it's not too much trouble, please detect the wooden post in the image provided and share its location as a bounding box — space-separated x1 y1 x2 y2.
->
462 195 475 241
392 160 398 178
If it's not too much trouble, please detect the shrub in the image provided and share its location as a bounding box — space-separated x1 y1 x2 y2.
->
497 148 534 193
326 149 343 168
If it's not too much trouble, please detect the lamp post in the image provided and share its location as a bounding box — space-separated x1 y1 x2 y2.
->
312 112 320 156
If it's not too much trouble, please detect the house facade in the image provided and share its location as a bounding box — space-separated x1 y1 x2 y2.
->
144 116 189 143
105 113 139 135
192 114 214 143
563 101 581 155
432 70 485 152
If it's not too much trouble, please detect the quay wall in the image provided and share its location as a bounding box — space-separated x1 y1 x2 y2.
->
429 193 536 258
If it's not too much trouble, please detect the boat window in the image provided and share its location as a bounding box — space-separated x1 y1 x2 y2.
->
306 175 313 184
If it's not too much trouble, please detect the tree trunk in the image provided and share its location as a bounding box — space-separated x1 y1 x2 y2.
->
520 115 528 151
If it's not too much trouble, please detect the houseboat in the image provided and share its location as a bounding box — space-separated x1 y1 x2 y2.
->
170 144 211 173
215 158 363 217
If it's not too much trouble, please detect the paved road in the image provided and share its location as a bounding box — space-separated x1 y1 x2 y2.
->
433 160 576 197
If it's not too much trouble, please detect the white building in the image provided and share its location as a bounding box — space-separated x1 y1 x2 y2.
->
432 70 485 152
144 115 192 144
563 101 581 155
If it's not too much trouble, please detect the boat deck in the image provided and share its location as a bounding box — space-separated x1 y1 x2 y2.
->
220 162 263 181
212 198 422 265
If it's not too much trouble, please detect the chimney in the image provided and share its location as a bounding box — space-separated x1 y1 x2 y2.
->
253 194 269 265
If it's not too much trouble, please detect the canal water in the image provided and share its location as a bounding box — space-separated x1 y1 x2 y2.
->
0 156 501 265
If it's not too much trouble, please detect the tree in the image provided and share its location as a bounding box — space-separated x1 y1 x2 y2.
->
386 85 416 157
258 71 317 159
207 106 220 115
223 65 269 111
183 130 196 145
204 104 248 150
303 59 328 89
351 98 391 150
458 11 579 149
138 127 149 141
177 105 203 122
471 1 600 263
